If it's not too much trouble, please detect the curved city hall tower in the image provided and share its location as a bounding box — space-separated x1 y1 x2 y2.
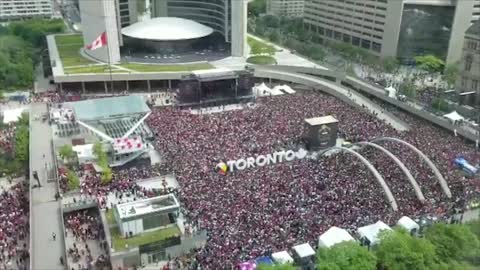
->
79 0 247 63
79 0 122 63
151 0 247 57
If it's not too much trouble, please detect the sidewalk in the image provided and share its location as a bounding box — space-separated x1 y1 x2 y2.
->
30 103 65 270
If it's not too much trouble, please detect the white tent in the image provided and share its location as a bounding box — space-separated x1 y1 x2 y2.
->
253 82 272 96
384 86 397 98
72 144 94 164
271 251 294 264
2 108 26 124
357 221 392 245
397 216 420 233
292 243 315 258
273 84 296 94
318 226 355 248
444 111 465 123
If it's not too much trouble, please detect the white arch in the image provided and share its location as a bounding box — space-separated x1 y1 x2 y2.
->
356 142 425 202
321 146 398 211
372 137 451 198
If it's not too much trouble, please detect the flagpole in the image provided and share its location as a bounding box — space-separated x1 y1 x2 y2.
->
105 32 114 94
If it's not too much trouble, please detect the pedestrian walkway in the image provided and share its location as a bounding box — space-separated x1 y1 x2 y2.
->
30 103 64 270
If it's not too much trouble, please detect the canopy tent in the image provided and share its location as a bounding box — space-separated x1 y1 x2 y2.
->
273 84 296 94
397 216 420 233
318 226 355 248
2 108 26 124
255 256 274 266
253 82 271 96
292 243 315 258
384 86 397 98
72 144 94 164
271 251 294 264
444 111 465 123
66 95 150 122
357 221 392 246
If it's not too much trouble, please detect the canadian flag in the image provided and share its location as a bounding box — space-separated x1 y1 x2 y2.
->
85 32 107 51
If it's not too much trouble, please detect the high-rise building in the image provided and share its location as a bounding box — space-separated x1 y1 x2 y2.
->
303 0 480 65
267 0 305 17
456 20 480 105
151 0 247 56
80 0 247 63
0 0 52 21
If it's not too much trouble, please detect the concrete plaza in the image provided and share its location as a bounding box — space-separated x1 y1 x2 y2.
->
30 103 65 270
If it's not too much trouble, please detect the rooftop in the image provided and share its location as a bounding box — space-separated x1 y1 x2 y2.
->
116 194 180 220
466 20 480 36
65 96 151 122
305 115 339 126
122 17 214 41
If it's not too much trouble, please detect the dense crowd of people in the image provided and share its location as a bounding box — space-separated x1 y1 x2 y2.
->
0 182 29 270
63 208 110 270
0 125 15 155
146 92 479 268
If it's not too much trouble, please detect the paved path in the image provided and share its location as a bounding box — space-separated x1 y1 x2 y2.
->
30 103 64 270
257 68 410 131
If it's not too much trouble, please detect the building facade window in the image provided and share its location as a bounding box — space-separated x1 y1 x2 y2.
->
464 55 473 71
473 80 479 91
461 77 468 88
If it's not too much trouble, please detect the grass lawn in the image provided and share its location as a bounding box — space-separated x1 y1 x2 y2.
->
55 34 94 67
248 36 277 55
105 210 116 226
64 65 125 74
246 55 277 65
120 63 214 72
111 226 181 251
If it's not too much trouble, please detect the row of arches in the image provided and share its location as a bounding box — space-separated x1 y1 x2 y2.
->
319 137 451 212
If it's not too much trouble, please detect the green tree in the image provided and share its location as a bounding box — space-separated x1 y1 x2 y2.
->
248 0 266 17
14 125 29 163
415 55 445 73
257 263 295 270
431 261 475 270
375 229 437 270
317 241 377 270
263 15 281 28
431 97 449 112
101 166 113 185
93 141 108 166
58 144 75 163
425 223 480 264
401 79 417 99
268 30 281 44
443 64 459 88
66 169 80 190
382 56 400 74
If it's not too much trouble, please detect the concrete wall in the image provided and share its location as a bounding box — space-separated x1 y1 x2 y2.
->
79 0 121 63
231 0 248 57
382 0 405 57
446 0 476 65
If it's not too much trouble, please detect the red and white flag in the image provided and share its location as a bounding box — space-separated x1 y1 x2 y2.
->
85 32 107 50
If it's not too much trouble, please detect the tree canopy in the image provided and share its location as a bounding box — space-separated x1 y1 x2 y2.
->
425 223 480 264
443 64 459 88
66 169 80 190
414 55 445 73
248 0 266 17
0 19 64 89
316 241 377 270
14 115 29 164
375 229 437 270
59 144 76 163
